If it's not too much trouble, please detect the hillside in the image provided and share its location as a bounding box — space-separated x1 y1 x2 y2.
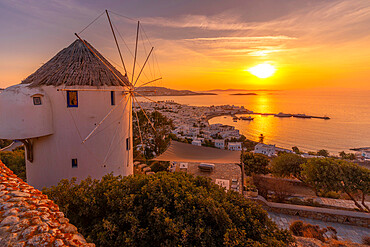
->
135 86 217 96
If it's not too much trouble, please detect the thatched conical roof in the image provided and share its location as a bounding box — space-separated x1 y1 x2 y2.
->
22 39 130 87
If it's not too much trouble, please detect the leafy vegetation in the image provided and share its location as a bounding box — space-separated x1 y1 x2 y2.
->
241 152 270 176
0 147 26 181
339 151 356 160
316 149 329 157
301 158 370 212
44 172 293 247
289 220 337 242
271 153 306 181
0 139 12 149
133 110 173 160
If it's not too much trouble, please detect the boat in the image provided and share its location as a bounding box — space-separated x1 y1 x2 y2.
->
240 116 254 120
274 112 292 118
293 114 312 119
232 116 239 121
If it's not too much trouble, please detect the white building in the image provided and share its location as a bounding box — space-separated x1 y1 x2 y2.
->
0 40 133 189
214 139 225 149
362 149 370 159
254 143 276 156
192 140 202 146
228 142 242 151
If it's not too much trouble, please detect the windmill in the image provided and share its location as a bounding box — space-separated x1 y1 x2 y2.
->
72 10 163 165
0 10 163 189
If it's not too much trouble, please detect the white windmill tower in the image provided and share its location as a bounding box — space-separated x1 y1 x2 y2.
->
0 10 161 189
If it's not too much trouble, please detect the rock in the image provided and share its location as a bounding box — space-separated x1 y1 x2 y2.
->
0 226 10 237
37 222 50 233
53 239 65 247
40 213 51 222
58 217 69 224
46 220 60 228
27 232 54 247
13 241 26 247
59 223 77 234
72 233 87 243
3 207 20 217
31 216 43 225
7 196 26 202
1 216 20 226
21 225 37 239
9 191 31 197
10 219 30 233
38 206 50 212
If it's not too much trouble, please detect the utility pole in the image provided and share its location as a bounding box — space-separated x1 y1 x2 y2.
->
241 144 245 195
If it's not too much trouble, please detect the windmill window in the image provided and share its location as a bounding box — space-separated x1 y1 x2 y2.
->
33 97 42 105
111 91 115 105
67 91 78 108
72 158 78 168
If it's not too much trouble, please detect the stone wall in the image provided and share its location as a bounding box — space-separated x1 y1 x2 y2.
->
175 162 242 192
250 196 370 228
0 161 94 246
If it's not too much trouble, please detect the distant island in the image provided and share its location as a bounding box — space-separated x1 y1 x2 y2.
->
230 93 258 96
135 86 217 96
206 89 280 92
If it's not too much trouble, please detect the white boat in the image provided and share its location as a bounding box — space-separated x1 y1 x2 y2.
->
275 112 292 117
240 116 254 120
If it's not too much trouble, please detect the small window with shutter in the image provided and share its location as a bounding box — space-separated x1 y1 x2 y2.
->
67 91 78 108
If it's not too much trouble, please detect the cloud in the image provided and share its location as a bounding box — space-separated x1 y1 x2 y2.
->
144 0 370 61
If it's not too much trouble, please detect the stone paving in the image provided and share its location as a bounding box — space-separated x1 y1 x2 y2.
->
315 197 369 210
268 212 370 244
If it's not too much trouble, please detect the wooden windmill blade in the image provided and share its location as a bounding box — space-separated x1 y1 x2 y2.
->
74 10 162 163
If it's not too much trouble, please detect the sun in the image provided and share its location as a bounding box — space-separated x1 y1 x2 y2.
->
247 63 276 78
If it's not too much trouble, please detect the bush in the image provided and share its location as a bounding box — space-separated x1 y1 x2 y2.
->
319 191 340 199
0 149 26 181
44 172 293 247
242 152 270 176
149 161 170 172
0 139 12 149
289 220 333 242
271 153 306 181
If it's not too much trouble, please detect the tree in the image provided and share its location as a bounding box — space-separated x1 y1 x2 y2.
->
0 139 12 149
44 173 293 247
0 148 26 181
339 151 356 160
301 158 370 212
241 152 270 176
316 149 329 157
258 134 264 143
292 146 300 154
271 153 306 181
133 110 173 160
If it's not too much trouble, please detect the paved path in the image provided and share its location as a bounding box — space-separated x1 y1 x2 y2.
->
268 212 369 244
315 197 369 210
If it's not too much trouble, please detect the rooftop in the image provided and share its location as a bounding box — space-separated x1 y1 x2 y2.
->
22 39 130 87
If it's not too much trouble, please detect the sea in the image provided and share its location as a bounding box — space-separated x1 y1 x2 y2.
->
142 89 370 155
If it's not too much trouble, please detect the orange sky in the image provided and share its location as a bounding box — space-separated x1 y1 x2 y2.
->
1 0 370 91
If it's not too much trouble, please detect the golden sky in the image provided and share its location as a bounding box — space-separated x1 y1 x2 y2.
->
1 0 369 91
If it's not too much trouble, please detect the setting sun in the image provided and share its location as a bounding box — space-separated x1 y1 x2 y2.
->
247 64 276 78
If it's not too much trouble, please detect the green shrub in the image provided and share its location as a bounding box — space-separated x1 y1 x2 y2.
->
44 172 293 247
0 149 26 181
289 220 332 242
319 191 340 199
